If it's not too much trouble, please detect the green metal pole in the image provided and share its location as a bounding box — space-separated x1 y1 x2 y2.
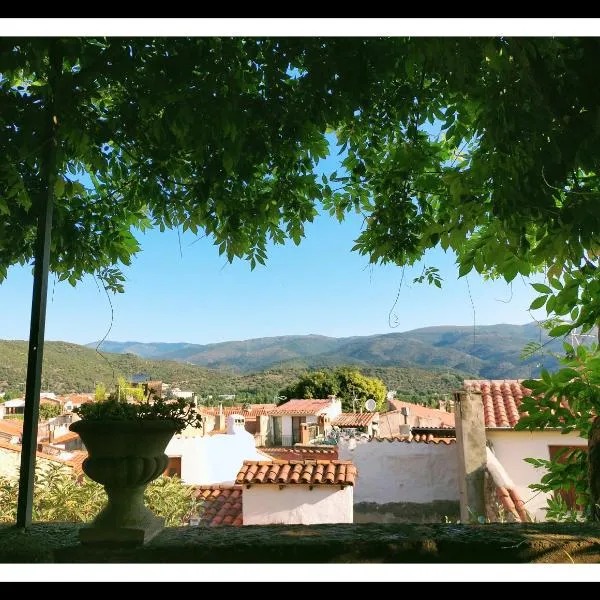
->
16 41 59 528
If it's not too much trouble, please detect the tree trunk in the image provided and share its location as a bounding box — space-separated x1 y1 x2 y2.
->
588 416 600 521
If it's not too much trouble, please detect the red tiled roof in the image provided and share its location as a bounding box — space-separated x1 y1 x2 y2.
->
461 379 569 429
371 436 456 444
0 440 87 473
0 420 24 437
56 394 94 406
259 446 338 460
51 431 80 444
199 404 275 418
387 400 456 427
332 412 377 427
236 459 357 486
495 486 531 522
65 451 87 474
267 399 333 416
192 485 243 526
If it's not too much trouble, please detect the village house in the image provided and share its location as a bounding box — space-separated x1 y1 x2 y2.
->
378 398 455 439
0 435 86 480
197 403 276 444
331 411 380 438
56 393 95 413
189 456 357 527
463 379 588 521
265 395 342 446
237 459 356 525
164 413 271 484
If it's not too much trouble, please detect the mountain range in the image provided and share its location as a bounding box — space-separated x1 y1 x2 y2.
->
89 322 563 379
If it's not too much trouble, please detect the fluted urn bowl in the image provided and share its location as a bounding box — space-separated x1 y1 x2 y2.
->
69 419 178 545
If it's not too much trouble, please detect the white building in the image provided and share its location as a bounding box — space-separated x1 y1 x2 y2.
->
237 458 356 525
165 414 269 485
464 379 589 521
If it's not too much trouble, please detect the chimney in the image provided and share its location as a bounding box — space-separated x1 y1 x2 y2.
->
300 422 310 445
227 414 246 435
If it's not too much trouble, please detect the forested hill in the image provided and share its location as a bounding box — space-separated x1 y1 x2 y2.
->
0 339 464 403
89 322 563 378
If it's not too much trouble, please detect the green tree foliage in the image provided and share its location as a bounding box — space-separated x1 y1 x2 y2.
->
38 403 61 421
0 37 402 290
516 343 600 520
6 38 600 518
0 463 201 526
280 367 387 412
94 383 106 402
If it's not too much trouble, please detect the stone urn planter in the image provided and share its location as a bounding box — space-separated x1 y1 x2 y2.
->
69 418 178 545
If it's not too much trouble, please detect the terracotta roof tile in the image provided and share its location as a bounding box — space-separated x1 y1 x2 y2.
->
267 399 334 416
387 400 455 427
332 412 377 427
462 379 570 429
0 420 24 437
191 485 243 527
237 459 357 486
371 436 456 444
495 486 532 522
0 440 87 473
51 431 80 444
259 446 338 460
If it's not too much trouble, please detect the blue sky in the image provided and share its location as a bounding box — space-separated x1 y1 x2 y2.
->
0 223 543 346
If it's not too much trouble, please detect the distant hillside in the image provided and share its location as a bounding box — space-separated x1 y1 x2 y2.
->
0 340 466 403
89 323 564 378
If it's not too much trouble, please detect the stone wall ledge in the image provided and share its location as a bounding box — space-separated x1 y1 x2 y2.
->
1 522 600 563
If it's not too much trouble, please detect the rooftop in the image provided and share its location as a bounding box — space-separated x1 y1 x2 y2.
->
236 459 357 486
0 440 87 473
372 436 456 444
267 399 333 416
387 399 456 428
192 485 243 527
259 446 338 461
0 420 24 438
462 379 568 429
51 431 81 445
332 412 377 428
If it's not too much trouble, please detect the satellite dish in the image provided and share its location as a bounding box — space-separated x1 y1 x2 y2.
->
365 398 376 412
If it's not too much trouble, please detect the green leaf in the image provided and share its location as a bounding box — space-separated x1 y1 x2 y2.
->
549 324 572 337
532 283 552 294
54 177 65 197
223 153 233 175
458 262 472 278
530 296 547 310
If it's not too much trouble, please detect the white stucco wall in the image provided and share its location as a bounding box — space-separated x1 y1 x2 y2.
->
486 429 587 521
0 448 21 478
339 438 459 504
281 416 292 438
243 484 353 525
322 399 342 421
165 427 266 486
0 448 74 480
